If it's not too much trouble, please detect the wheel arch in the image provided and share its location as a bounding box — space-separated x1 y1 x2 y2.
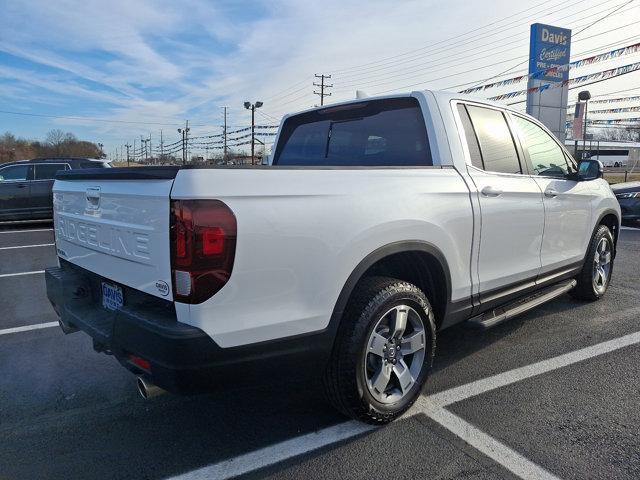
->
595 209 621 254
329 241 453 333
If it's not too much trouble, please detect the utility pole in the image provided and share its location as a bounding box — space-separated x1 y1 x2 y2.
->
221 106 228 163
125 143 131 167
244 101 263 164
133 139 137 164
160 130 164 162
148 133 152 165
313 74 333 106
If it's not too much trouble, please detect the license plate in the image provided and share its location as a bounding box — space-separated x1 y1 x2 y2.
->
102 282 123 311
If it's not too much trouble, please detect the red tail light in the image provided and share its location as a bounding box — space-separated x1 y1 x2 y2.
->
170 199 237 304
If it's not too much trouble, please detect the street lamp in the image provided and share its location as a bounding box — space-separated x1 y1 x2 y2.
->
578 90 591 157
97 142 104 158
178 124 189 166
244 101 263 164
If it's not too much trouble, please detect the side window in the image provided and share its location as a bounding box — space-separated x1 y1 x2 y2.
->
0 165 29 182
457 104 484 169
34 163 67 180
466 105 522 174
512 116 570 177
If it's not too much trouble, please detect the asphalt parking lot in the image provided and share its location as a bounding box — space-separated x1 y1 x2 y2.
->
1 224 639 480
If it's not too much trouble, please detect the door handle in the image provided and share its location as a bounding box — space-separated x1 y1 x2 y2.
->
544 188 558 198
17 183 28 188
481 186 503 197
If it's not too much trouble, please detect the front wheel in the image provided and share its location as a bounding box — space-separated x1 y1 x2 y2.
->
571 225 614 301
324 276 436 424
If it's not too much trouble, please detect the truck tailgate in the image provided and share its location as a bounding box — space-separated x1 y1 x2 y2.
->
53 173 175 300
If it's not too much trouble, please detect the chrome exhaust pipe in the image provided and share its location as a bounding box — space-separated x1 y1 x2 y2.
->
136 376 167 400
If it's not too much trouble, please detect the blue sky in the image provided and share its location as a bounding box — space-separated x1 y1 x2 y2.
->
1 0 639 157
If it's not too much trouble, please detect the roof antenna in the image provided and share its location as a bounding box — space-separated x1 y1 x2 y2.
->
355 90 369 99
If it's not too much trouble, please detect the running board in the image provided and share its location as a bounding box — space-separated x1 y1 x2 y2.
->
467 279 577 330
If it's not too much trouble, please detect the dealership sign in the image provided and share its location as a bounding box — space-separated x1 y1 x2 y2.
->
527 23 572 142
529 23 571 82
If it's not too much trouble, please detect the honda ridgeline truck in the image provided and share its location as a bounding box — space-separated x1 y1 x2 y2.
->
46 91 620 424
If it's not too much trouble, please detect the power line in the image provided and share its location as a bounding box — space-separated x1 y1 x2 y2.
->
331 0 617 81
329 0 561 75
330 1 637 94
467 0 636 90
367 36 640 96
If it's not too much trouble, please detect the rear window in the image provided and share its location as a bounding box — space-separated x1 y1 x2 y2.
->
273 98 432 166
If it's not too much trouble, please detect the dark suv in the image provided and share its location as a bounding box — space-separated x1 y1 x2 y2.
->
611 181 640 226
0 158 111 221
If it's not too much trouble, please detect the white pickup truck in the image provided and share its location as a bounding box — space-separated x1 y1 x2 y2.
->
46 91 620 424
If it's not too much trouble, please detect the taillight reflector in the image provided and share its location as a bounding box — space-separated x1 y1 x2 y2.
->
128 354 151 371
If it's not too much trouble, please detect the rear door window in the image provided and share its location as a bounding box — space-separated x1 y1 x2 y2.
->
274 98 432 166
34 163 68 180
465 105 522 174
0 165 29 181
457 104 484 169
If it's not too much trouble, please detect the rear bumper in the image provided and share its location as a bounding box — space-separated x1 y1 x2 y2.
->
45 260 332 394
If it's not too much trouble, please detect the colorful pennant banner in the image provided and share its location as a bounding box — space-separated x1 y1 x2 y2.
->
487 61 640 101
590 95 640 104
566 117 640 127
460 42 640 94
589 105 640 114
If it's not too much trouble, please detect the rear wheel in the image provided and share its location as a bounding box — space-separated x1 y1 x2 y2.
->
324 276 436 424
571 225 614 300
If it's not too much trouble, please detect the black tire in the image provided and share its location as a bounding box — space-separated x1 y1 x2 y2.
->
570 225 615 301
323 276 436 424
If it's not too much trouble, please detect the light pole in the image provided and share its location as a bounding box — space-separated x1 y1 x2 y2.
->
178 121 190 166
97 142 104 158
578 90 591 158
244 101 263 164
140 136 149 163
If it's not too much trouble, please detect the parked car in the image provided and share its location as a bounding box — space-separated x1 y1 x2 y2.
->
0 157 111 221
45 91 620 424
611 181 640 226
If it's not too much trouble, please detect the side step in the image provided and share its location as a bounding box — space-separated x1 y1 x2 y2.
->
467 279 577 330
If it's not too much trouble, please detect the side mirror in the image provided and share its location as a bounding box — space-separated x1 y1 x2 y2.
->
0 175 4 181
576 159 603 181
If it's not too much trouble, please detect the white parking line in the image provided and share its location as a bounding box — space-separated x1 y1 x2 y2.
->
0 228 53 234
418 399 560 480
171 421 375 480
0 321 59 336
0 270 45 278
168 330 640 480
0 243 54 250
428 328 640 407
